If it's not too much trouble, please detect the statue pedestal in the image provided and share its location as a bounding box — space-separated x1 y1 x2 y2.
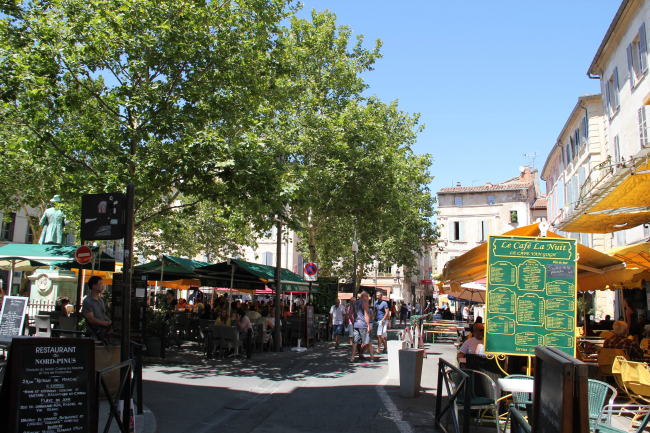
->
29 269 78 306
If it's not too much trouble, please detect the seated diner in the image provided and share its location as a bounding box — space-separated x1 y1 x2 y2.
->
603 320 644 360
457 323 484 360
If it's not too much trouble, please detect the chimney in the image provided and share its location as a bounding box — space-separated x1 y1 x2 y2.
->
456 182 461 187
486 182 492 187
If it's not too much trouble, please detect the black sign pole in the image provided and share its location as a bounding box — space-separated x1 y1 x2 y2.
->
75 239 85 331
274 217 282 352
120 184 135 428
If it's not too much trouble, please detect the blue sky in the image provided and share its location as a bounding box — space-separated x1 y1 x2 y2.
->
296 1 621 202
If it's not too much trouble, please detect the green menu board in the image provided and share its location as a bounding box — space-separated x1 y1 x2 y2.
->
485 235 577 357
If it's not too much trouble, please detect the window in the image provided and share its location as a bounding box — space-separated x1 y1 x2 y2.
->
262 251 274 266
569 136 575 159
455 197 463 206
581 116 588 144
510 211 518 223
297 255 304 277
614 135 621 164
639 106 648 149
627 23 648 89
478 220 490 242
487 196 495 205
616 229 626 247
606 67 620 116
1 213 15 241
574 129 580 154
25 224 34 244
452 221 465 241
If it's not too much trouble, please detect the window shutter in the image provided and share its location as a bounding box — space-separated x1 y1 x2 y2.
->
483 221 490 239
614 67 620 108
628 43 636 88
582 116 588 142
640 22 648 72
575 129 580 153
459 221 465 242
605 78 612 117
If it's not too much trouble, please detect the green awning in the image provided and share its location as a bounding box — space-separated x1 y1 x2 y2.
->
0 243 115 271
134 255 209 281
199 259 319 293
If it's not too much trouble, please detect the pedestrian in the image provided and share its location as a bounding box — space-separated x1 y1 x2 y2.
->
399 302 408 327
462 304 470 321
415 303 421 316
390 302 397 328
374 292 389 354
407 303 411 319
347 300 355 347
82 276 113 341
351 291 377 362
329 298 346 349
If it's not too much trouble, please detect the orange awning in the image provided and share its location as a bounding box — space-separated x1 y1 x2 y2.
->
147 279 201 291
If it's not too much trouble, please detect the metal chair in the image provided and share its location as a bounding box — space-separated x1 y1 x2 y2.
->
34 315 51 337
505 374 533 413
588 378 618 430
612 357 650 406
209 325 222 358
254 323 265 352
597 348 629 383
447 368 501 433
593 405 650 433
56 316 76 338
220 326 243 358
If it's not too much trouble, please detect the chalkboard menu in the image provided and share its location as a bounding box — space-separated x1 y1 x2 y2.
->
0 296 28 342
0 337 97 433
485 235 577 357
532 346 588 433
306 307 314 347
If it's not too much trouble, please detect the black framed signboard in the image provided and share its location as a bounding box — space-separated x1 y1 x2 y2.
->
0 337 97 433
485 235 578 357
0 296 28 343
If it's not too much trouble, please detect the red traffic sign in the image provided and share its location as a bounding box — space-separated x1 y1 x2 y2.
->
305 263 318 276
75 246 93 265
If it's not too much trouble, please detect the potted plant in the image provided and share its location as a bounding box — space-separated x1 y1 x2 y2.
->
145 309 166 357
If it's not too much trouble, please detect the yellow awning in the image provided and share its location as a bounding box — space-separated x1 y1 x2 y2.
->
443 222 629 292
590 168 650 212
561 211 650 234
561 160 650 233
606 242 650 270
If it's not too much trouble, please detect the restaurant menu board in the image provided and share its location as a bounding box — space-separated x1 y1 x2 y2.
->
0 337 97 433
485 235 577 357
0 296 28 341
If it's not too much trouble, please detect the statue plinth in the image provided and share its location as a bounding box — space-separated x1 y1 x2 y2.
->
28 269 78 305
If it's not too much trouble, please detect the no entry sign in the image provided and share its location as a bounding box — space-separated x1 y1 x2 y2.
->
304 262 318 281
75 245 93 265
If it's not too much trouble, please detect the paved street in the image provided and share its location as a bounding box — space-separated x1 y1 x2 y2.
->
141 332 484 433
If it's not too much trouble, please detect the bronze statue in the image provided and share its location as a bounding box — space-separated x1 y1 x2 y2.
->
39 195 66 244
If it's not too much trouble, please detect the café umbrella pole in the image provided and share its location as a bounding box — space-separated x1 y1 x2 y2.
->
274 217 282 352
8 259 14 295
228 262 235 318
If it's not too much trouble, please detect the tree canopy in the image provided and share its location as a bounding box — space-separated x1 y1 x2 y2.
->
0 1 438 270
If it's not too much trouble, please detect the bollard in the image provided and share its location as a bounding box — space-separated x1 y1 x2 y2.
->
388 340 407 380
399 348 424 397
246 328 252 359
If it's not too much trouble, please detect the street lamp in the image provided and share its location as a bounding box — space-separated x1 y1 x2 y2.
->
352 217 358 298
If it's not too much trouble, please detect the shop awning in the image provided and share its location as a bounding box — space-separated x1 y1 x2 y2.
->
441 222 628 292
134 255 210 280
147 279 202 291
197 259 319 293
0 243 115 271
606 242 650 270
559 155 650 233
0 259 49 271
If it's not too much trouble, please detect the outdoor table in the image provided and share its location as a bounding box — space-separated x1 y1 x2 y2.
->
498 378 533 394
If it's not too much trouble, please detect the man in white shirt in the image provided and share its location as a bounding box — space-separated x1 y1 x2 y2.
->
457 323 484 360
329 298 347 349
462 304 470 321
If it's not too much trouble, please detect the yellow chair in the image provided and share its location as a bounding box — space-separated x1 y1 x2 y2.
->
614 357 650 405
601 331 615 339
597 348 629 383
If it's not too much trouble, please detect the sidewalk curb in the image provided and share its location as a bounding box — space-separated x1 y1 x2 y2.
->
142 406 157 433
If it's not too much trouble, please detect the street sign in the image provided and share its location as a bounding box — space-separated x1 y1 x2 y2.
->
75 245 93 265
80 192 126 240
484 235 577 357
304 262 318 281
